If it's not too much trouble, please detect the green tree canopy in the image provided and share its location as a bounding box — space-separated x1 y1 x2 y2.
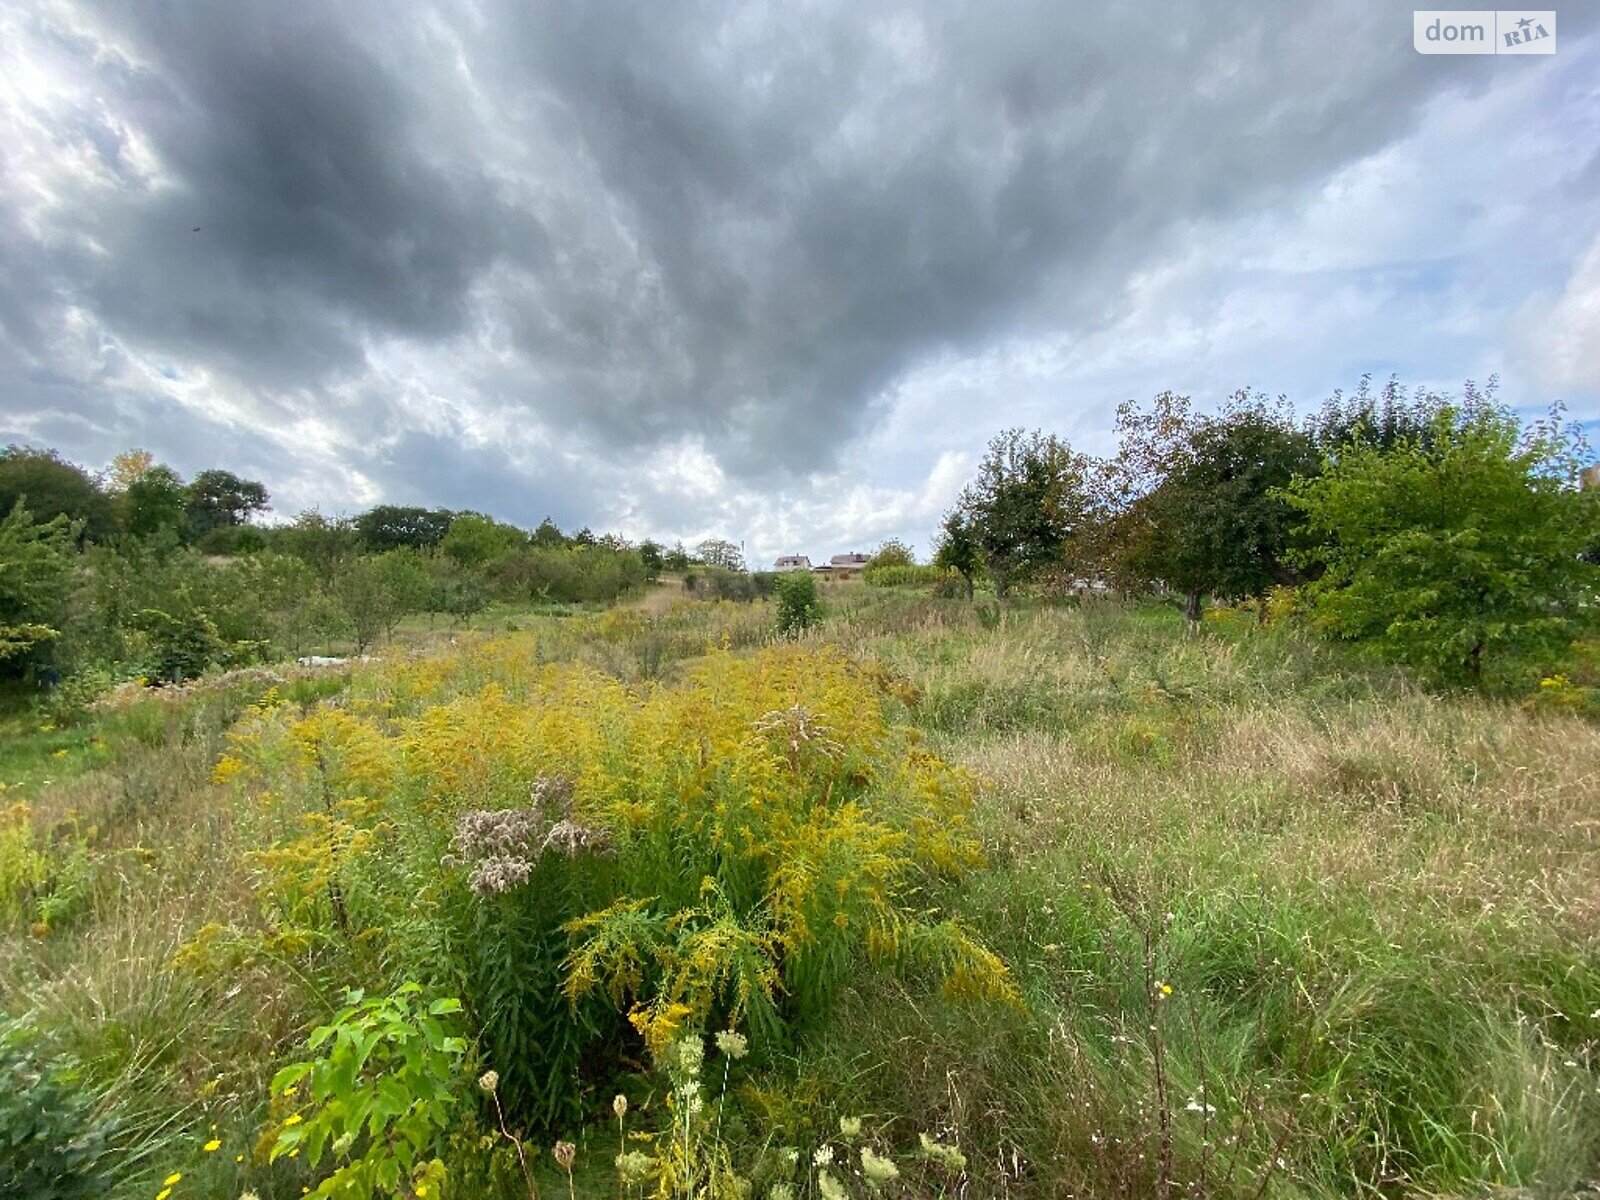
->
0 446 114 543
530 517 567 548
121 463 189 542
1310 374 1444 456
0 500 76 670
1284 398 1599 685
954 428 1093 598
867 538 916 569
330 550 430 654
278 509 357 572
637 539 664 577
1105 391 1317 622
932 508 982 601
353 505 453 552
440 512 526 567
185 469 270 537
696 538 745 571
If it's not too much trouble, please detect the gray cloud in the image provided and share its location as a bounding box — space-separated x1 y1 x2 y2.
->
1 0 1596 552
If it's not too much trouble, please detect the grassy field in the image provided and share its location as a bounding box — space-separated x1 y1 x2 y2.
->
3 583 1597 1199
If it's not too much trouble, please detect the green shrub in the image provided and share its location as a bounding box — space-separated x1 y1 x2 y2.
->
490 545 648 605
0 1024 114 1199
685 567 776 602
129 602 226 684
774 571 822 636
269 984 467 1199
1284 400 1599 686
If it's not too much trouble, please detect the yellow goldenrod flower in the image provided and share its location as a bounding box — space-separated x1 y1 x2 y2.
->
156 1190 171 1200
203 1139 221 1152
282 1113 302 1126
163 1174 183 1187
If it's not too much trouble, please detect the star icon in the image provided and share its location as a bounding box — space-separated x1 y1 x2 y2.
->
1517 16 1533 30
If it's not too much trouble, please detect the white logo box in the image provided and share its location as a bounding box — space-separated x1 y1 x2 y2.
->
1414 10 1555 53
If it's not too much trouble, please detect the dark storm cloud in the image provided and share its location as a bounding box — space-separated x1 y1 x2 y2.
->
2 0 1592 501
473 1 1505 469
55 1 518 384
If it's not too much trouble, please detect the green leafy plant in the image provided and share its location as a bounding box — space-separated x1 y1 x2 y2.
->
1283 396 1599 684
861 564 948 589
946 428 1096 599
269 983 467 1199
0 499 75 673
130 601 226 685
774 571 822 636
0 1023 115 1200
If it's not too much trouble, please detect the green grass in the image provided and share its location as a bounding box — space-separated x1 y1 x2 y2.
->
0 710 118 798
4 589 1598 1198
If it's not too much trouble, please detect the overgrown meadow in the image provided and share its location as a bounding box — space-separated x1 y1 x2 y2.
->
4 584 1599 1199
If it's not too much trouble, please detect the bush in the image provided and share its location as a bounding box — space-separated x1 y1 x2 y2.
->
489 546 647 605
862 563 949 589
194 525 267 556
130 601 227 684
0 1025 114 1199
224 646 1015 1131
774 571 823 636
269 984 467 1198
1285 400 1599 685
684 567 774 602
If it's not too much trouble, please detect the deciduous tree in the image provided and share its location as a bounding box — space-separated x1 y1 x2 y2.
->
1284 398 1598 684
0 446 114 543
0 501 75 670
185 469 270 537
932 509 982 601
1104 392 1316 625
955 429 1093 598
696 538 745 572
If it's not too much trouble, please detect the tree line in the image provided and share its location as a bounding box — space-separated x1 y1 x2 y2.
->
932 377 1599 686
0 446 710 693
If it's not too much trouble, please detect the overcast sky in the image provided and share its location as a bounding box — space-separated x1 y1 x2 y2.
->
2 2 1597 563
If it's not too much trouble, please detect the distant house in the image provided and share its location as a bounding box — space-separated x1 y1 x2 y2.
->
774 554 813 572
814 551 871 579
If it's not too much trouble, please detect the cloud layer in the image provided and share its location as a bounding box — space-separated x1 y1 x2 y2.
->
2 1 1596 561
